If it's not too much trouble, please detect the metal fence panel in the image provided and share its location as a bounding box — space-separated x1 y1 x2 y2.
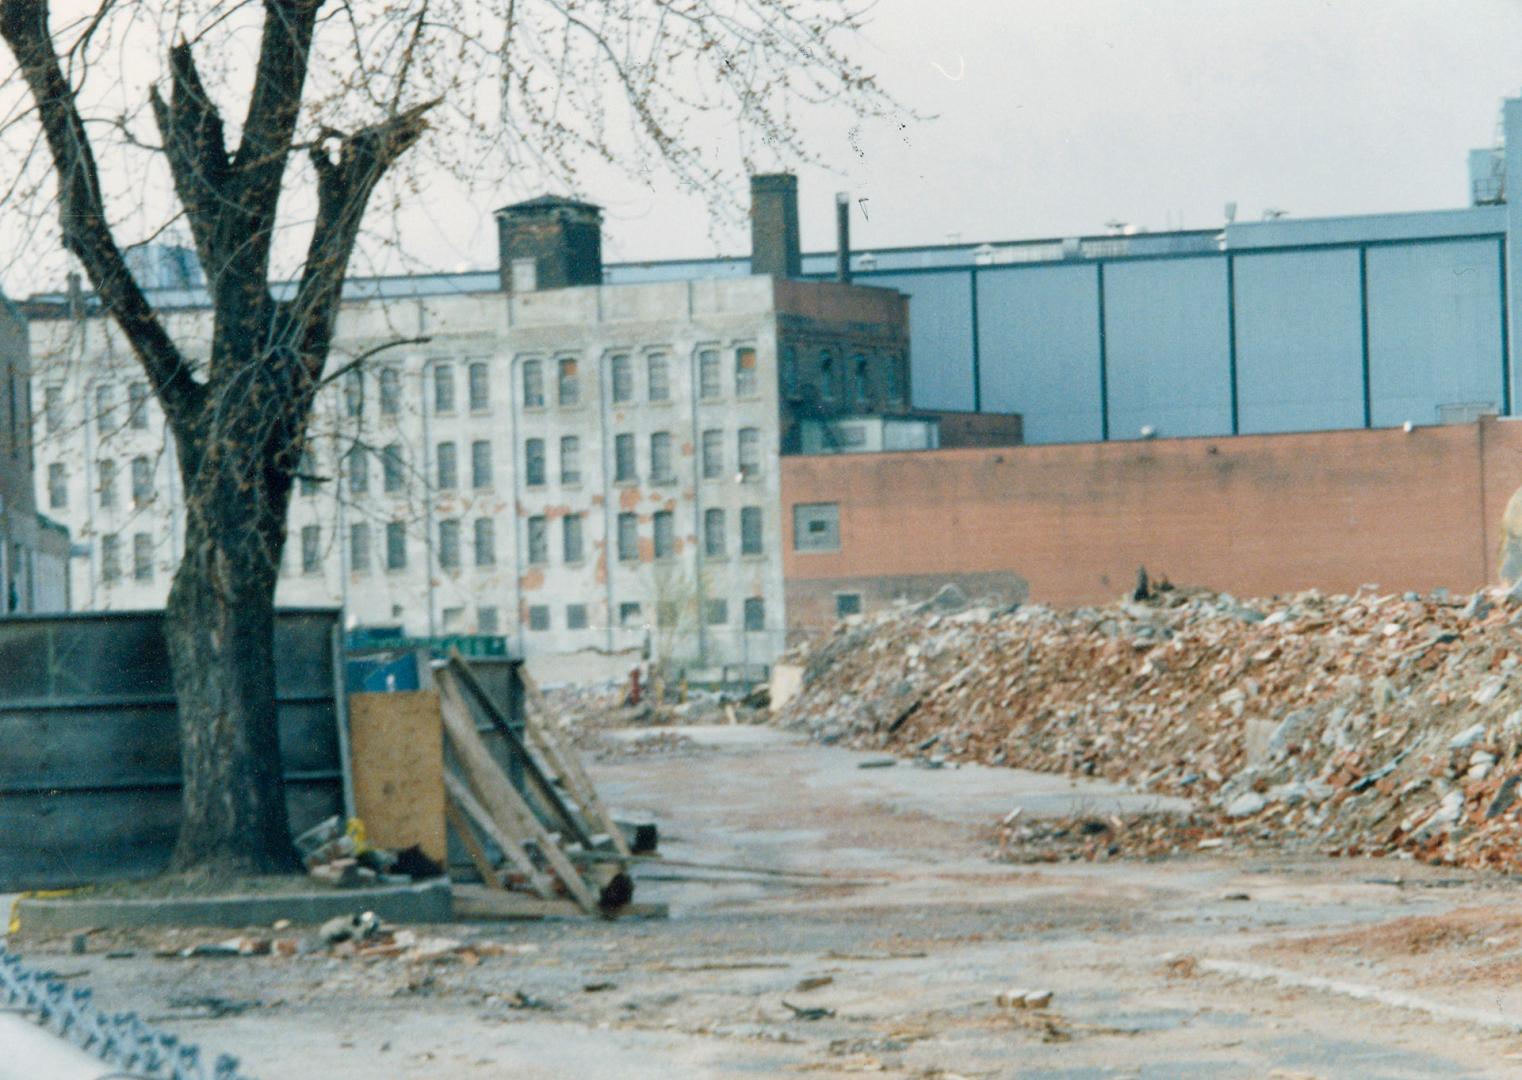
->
0 609 343 890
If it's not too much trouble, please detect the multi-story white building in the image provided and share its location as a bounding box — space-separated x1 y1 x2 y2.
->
23 178 919 668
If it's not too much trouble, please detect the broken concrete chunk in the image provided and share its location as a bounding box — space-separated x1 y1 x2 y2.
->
1449 723 1487 751
1225 793 1267 818
996 988 1053 1009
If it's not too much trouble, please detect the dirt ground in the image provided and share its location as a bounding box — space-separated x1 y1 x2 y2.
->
11 724 1522 1078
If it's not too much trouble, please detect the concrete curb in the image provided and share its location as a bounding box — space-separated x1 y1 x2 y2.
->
13 878 452 933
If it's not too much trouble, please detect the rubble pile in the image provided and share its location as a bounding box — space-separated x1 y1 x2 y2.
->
779 584 1522 871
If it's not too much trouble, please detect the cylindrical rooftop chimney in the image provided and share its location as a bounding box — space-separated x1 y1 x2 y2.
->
750 174 801 278
835 192 851 284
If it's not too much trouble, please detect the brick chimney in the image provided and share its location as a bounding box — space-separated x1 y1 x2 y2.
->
750 173 801 278
494 196 603 292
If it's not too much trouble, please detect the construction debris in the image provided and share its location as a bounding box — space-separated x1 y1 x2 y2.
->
778 583 1522 872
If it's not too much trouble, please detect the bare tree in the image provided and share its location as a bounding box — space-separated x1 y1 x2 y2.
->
0 0 902 875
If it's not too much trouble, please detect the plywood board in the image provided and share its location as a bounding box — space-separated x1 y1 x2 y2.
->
348 691 447 865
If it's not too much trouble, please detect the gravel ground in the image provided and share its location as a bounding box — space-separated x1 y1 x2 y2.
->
9 725 1522 1078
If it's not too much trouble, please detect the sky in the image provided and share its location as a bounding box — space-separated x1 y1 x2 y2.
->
8 0 1522 291
566 0 1522 265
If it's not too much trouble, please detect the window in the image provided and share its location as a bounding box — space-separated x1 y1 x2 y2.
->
528 605 551 632
854 355 870 407
478 606 500 634
820 351 835 403
344 367 364 418
699 511 730 564
650 431 674 482
47 462 66 509
653 510 674 559
350 523 371 573
836 592 863 618
617 512 638 561
793 502 841 551
699 349 721 399
386 522 407 570
525 437 546 486
527 515 548 565
95 384 114 428
379 367 401 415
299 447 318 496
563 513 584 563
442 606 465 632
744 597 766 632
610 354 633 404
701 429 723 479
781 347 799 399
560 436 580 484
657 601 679 627
522 359 545 407
557 357 579 406
618 602 642 628
44 386 62 434
433 363 455 412
301 525 321 574
614 433 635 482
98 458 117 508
468 362 490 411
740 506 763 556
131 455 153 505
647 354 669 401
884 355 904 405
133 533 153 581
128 382 149 429
735 346 758 396
738 427 761 480
474 517 496 566
567 603 589 630
347 446 368 494
511 258 537 291
436 441 457 489
704 598 728 625
438 518 461 569
471 440 492 489
101 534 120 583
382 443 405 492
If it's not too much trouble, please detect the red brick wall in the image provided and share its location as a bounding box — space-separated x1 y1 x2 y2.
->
782 418 1522 630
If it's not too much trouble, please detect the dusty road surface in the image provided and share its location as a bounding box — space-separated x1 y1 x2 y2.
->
11 725 1522 1078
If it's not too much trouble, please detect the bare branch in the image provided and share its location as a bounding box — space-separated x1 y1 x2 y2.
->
0 0 204 426
287 98 435 374
148 39 229 282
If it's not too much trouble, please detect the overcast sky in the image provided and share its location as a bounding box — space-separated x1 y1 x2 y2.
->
9 1 1522 291
558 0 1522 267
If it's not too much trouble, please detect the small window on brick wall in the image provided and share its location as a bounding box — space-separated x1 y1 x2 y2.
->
793 502 840 552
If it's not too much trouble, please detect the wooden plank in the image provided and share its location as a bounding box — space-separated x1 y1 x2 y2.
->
438 679 599 913
444 772 555 899
437 662 594 850
514 664 633 858
444 799 506 890
348 691 447 865
448 652 630 858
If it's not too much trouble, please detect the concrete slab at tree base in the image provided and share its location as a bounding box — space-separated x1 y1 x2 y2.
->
452 883 668 921
13 878 452 933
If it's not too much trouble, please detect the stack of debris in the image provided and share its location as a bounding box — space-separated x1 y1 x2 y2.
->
778 583 1522 871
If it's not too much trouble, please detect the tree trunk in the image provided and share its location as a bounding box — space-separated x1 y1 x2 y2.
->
164 440 301 875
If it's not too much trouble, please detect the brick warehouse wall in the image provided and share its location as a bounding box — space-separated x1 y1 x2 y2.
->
781 417 1522 633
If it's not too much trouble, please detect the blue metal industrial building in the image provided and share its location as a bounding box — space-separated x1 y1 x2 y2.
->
599 97 1522 446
